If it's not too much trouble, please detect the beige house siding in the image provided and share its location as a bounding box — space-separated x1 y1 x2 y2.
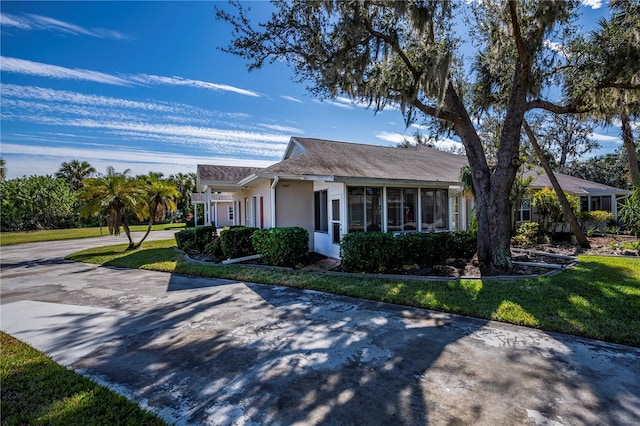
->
275 180 314 252
233 179 272 228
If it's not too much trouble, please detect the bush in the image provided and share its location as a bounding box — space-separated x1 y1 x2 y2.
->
511 222 541 248
205 237 223 259
340 232 398 273
252 227 309 267
220 226 257 259
579 210 614 234
175 226 216 253
175 229 197 251
619 185 640 237
340 231 477 273
195 225 216 251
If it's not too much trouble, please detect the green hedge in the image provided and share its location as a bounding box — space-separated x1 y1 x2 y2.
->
220 226 257 259
340 231 477 273
253 227 309 267
175 225 216 252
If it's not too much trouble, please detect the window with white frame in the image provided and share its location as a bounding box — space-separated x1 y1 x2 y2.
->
518 198 532 222
228 205 234 222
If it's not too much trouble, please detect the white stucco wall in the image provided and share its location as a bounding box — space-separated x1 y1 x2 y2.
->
275 180 315 252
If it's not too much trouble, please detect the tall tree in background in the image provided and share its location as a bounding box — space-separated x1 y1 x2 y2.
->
565 0 640 185
56 160 96 191
538 113 597 170
169 172 196 220
218 1 612 274
0 158 6 181
78 167 146 250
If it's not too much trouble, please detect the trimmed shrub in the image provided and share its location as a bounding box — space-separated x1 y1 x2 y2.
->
205 237 223 259
511 222 541 248
195 225 216 251
448 231 478 259
252 227 309 267
220 226 257 259
340 231 477 273
175 229 197 251
340 232 398 273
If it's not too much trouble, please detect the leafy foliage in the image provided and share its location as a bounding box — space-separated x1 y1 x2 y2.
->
174 225 217 253
340 231 477 273
55 160 96 191
220 226 257 259
619 185 640 236
511 222 542 248
0 176 77 231
252 227 309 267
532 187 578 234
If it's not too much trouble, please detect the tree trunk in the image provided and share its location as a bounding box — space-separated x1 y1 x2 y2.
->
133 214 155 250
523 120 590 248
443 82 515 275
122 217 136 250
621 112 640 186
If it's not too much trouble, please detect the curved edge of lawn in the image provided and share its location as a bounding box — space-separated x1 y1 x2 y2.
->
1 332 167 425
66 239 640 348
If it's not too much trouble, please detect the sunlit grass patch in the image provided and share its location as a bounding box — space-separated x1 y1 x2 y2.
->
0 332 166 425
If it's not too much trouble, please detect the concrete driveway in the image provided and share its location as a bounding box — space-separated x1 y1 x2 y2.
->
1 232 639 425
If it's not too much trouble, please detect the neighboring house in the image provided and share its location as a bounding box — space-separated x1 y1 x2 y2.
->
191 191 234 228
195 137 630 258
516 168 631 227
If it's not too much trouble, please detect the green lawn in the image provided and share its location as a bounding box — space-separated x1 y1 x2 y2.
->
67 240 640 347
0 332 167 426
0 223 185 246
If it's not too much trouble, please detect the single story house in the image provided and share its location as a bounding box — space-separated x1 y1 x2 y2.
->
195 137 630 258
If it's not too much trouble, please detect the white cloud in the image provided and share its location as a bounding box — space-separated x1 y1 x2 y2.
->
589 132 622 143
258 123 303 134
280 95 303 103
375 131 406 143
0 57 132 86
0 13 31 29
0 12 131 40
0 57 262 97
129 74 261 97
581 0 603 9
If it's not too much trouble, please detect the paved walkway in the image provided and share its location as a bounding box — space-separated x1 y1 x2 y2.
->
1 232 639 425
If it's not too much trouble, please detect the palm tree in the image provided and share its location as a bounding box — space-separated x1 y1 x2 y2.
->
56 160 96 191
133 175 179 249
78 167 146 250
169 172 196 220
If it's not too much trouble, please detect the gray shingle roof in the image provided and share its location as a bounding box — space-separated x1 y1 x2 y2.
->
524 167 629 195
197 165 264 183
262 137 469 183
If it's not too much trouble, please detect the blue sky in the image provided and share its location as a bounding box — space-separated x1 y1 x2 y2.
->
0 0 624 179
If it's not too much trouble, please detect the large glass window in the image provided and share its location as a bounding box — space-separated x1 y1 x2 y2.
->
421 188 448 230
580 195 612 213
387 188 416 231
518 198 531 222
314 190 328 233
348 187 381 232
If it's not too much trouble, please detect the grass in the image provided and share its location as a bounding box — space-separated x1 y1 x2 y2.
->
0 332 167 426
67 239 640 347
0 223 185 246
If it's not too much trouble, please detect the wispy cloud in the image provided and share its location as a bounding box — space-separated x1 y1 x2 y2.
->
375 131 405 144
280 95 303 104
0 57 261 97
0 12 131 40
129 74 261 97
1 57 132 86
589 132 622 143
258 123 303 134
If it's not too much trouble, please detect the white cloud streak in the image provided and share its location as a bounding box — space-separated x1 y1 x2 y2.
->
1 57 132 86
258 123 303 134
0 56 262 97
280 95 303 103
0 12 131 40
589 132 622 143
